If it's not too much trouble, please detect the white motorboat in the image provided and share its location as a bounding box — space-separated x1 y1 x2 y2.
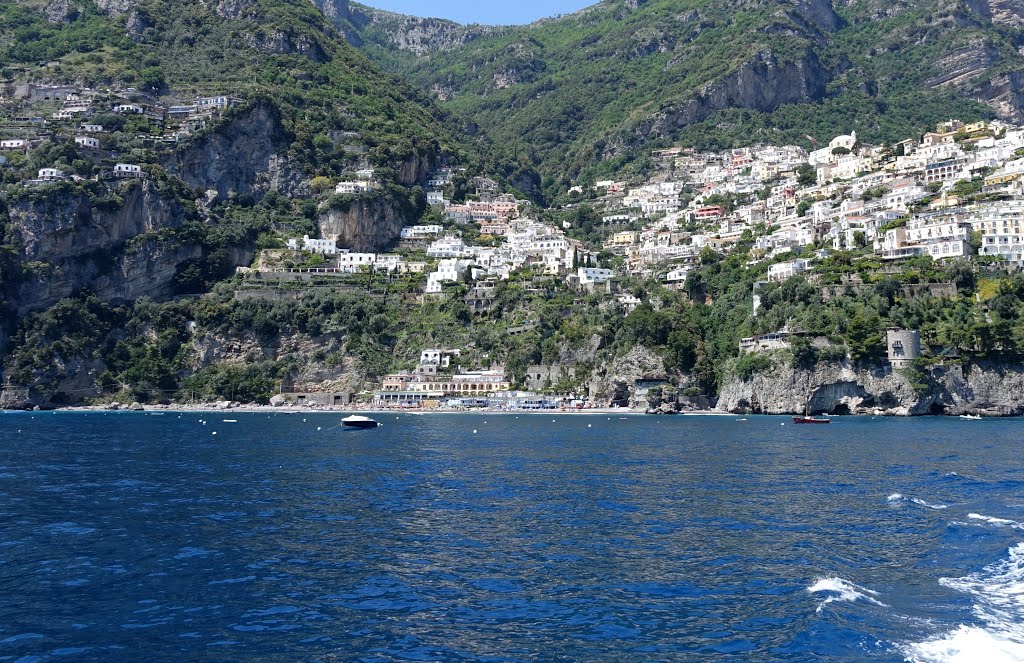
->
342 415 380 429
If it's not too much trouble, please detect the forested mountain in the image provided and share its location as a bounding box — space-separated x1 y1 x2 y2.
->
334 0 1024 197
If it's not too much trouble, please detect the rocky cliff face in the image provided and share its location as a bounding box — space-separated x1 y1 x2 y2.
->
165 101 304 200
396 151 439 186
717 360 1024 416
311 0 499 55
12 181 184 263
969 70 1024 122
639 48 831 138
965 0 1024 26
7 180 202 314
317 196 408 252
242 29 329 62
587 346 669 407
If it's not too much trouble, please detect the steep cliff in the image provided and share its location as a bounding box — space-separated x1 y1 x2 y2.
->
165 101 304 200
5 180 203 314
638 48 832 140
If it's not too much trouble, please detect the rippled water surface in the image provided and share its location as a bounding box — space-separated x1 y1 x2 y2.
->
1 411 1023 662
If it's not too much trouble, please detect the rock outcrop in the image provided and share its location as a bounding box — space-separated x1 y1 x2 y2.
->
93 0 135 16
44 0 78 24
639 48 831 139
717 360 1024 416
165 101 303 200
7 180 203 314
311 0 499 55
588 346 668 407
969 70 1024 122
242 29 329 62
317 196 410 252
965 0 1024 26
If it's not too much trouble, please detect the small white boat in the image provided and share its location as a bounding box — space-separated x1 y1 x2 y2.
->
959 414 982 420
342 415 379 429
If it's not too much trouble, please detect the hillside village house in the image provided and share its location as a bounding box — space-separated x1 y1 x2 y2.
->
0 139 26 150
335 180 379 194
425 259 470 294
113 163 144 178
980 234 1024 262
768 258 811 282
74 136 99 149
80 124 103 133
427 236 472 258
196 96 240 110
576 267 615 286
664 266 691 288
113 104 143 114
287 236 338 255
400 225 442 240
37 168 65 181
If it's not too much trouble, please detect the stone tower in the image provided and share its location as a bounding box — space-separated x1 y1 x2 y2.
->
886 329 921 368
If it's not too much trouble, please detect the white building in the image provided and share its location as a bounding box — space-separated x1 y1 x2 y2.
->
196 96 239 109
400 225 442 240
425 259 470 294
37 168 65 181
113 104 143 114
767 258 811 282
375 254 401 271
427 236 471 258
113 163 143 178
577 267 614 285
426 190 445 205
286 235 338 255
337 251 376 273
335 180 380 194
74 136 99 149
664 266 691 287
980 234 1024 263
0 139 26 150
80 124 104 133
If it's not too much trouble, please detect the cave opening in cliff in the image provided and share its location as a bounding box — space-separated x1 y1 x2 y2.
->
929 403 947 415
831 403 851 416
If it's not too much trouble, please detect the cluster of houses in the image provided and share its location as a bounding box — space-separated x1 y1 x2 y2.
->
570 119 1024 289
287 165 608 295
0 82 241 143
0 83 245 182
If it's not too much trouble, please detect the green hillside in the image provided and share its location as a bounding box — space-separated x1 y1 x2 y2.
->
0 0 464 176
347 0 1024 197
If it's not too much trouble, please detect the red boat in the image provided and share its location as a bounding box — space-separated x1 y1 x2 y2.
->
793 416 830 424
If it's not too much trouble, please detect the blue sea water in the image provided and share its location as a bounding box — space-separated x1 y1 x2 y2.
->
0 411 1022 662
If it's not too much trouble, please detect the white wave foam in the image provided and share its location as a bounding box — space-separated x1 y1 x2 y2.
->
912 498 949 510
904 543 1024 663
968 513 1024 529
807 577 887 613
889 493 905 502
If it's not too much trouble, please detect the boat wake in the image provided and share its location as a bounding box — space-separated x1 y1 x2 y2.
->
807 577 887 614
904 543 1024 663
